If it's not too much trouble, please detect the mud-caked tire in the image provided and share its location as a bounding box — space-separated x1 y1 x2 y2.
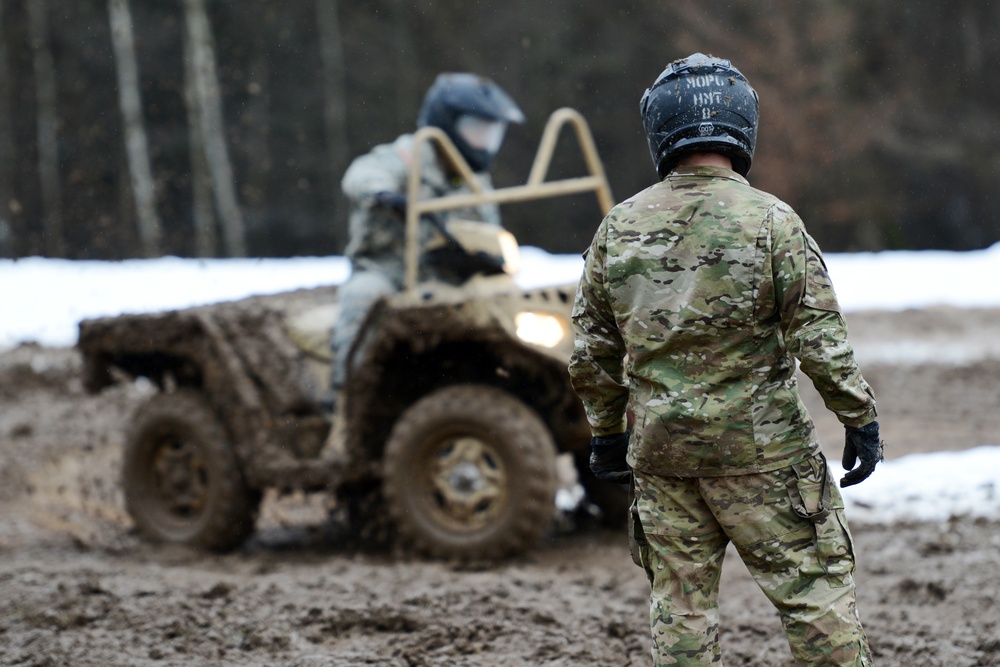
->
382 384 558 560
123 390 260 552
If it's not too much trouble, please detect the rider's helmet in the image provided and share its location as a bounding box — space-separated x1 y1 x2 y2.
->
640 53 759 178
417 73 525 173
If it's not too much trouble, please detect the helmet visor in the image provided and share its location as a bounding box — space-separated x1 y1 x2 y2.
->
455 114 508 155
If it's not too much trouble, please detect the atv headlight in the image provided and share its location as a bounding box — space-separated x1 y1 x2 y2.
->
515 311 567 348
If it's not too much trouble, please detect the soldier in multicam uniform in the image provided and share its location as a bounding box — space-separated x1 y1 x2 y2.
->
330 73 524 403
568 53 884 666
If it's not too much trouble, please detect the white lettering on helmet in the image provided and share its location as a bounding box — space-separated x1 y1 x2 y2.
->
685 74 726 89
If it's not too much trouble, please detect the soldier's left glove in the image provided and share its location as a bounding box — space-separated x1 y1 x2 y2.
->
840 421 884 487
590 431 631 485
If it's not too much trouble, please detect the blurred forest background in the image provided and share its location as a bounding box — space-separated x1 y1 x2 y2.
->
1 0 997 259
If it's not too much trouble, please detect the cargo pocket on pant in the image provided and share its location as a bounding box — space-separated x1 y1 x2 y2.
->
815 510 856 585
787 455 855 586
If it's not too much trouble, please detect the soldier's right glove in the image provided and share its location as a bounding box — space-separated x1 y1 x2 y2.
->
840 421 884 487
372 191 407 215
589 431 631 485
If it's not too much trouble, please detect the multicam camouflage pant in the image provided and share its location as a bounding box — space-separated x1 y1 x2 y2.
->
631 454 874 666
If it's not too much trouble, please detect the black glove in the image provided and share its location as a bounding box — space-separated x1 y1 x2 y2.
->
840 421 883 487
589 431 631 485
372 191 407 215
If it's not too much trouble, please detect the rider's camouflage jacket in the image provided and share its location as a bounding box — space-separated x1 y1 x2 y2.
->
341 133 500 279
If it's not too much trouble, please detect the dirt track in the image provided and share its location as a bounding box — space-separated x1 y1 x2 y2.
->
2 307 1000 666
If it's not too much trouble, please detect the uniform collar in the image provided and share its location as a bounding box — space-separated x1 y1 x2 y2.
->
667 165 749 186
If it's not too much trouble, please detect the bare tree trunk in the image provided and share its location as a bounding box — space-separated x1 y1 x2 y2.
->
27 0 63 256
182 0 246 257
108 0 162 257
0 0 16 257
182 25 217 257
316 0 349 252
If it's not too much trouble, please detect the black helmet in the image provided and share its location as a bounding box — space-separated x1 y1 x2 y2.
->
417 73 525 172
640 53 759 178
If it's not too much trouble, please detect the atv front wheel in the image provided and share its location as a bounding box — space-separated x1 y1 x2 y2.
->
382 384 557 560
122 390 260 552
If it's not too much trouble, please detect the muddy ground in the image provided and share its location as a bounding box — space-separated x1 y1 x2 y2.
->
1 306 999 666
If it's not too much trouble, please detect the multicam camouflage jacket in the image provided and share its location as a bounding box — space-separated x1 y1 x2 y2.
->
569 165 877 477
341 133 501 281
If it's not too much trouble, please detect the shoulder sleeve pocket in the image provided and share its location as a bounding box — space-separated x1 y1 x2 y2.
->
802 233 841 313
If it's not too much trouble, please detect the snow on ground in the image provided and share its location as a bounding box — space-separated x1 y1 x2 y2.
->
4 244 1000 351
2 244 1000 524
829 447 1000 524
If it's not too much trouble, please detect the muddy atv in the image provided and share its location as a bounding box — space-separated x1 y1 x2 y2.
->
78 108 626 560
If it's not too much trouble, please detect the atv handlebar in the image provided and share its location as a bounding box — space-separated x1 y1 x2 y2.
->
404 107 614 292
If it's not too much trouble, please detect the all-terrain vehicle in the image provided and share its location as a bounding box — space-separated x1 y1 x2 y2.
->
78 108 625 560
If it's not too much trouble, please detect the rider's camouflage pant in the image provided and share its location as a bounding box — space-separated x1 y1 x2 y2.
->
630 454 874 666
330 266 399 392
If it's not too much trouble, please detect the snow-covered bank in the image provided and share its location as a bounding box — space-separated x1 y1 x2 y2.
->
4 244 1000 350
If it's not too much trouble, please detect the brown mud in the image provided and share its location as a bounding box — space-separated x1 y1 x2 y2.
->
2 306 999 666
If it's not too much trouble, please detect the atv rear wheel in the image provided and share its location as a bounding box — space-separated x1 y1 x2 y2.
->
382 384 557 560
122 390 260 552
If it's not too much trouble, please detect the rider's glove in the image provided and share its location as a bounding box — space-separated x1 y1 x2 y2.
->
589 431 631 485
373 191 407 215
840 420 884 487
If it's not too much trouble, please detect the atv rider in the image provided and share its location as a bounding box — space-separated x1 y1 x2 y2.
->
329 73 525 408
